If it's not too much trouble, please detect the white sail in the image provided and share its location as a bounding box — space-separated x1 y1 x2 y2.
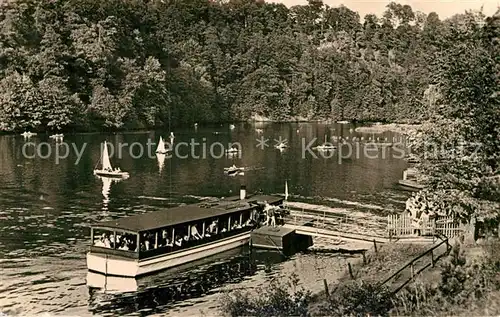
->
285 180 289 201
156 136 166 153
101 141 112 170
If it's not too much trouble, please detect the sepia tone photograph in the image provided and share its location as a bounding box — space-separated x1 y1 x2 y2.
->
0 0 499 316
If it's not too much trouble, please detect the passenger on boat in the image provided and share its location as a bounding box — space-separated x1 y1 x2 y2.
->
263 201 272 225
270 208 276 227
208 220 218 233
245 217 254 227
160 229 169 246
191 224 203 240
94 234 105 247
231 221 241 230
103 234 111 248
175 235 183 247
165 238 173 247
118 238 129 250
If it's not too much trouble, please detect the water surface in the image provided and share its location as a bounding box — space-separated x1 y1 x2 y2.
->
0 123 411 315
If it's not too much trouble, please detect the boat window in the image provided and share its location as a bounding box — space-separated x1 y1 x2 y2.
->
115 232 138 252
158 227 174 248
135 212 258 259
92 229 114 248
91 229 138 252
139 231 156 251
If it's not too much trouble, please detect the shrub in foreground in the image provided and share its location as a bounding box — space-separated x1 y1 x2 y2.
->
219 273 312 317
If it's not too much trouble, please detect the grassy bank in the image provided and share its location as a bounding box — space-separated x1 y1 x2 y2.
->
219 243 428 316
219 240 500 316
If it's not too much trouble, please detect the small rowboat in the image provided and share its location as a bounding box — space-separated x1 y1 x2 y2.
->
275 142 287 150
398 179 425 190
313 144 337 151
49 134 64 141
224 166 245 174
225 147 240 154
21 131 36 138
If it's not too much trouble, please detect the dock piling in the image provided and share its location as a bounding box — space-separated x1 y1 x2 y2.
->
323 279 329 298
348 263 354 279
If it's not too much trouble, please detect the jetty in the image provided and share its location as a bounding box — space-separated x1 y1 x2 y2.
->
249 201 465 254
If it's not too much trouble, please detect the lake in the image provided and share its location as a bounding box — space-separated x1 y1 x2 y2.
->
0 122 411 315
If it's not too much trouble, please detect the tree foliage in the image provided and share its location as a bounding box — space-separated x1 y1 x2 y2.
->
0 0 495 132
413 9 500 221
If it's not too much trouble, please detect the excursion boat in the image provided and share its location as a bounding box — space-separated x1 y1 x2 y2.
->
93 141 130 179
87 189 284 277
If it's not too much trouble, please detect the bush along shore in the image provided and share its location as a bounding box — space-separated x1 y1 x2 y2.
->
219 240 500 316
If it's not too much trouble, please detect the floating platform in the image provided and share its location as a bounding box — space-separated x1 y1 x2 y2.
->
251 225 313 254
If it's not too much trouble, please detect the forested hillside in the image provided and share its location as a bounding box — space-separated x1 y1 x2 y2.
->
0 0 490 131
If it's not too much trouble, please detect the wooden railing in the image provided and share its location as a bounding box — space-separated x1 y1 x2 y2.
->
387 214 465 239
289 208 387 237
378 233 452 294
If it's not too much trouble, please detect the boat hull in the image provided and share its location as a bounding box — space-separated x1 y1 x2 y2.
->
398 179 425 190
87 232 251 277
93 170 129 179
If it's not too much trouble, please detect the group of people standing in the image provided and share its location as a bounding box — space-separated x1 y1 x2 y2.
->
405 191 438 235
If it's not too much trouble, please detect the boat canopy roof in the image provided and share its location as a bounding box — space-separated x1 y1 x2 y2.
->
91 195 283 233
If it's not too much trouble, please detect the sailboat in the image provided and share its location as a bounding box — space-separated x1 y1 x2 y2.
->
93 141 129 179
156 136 170 154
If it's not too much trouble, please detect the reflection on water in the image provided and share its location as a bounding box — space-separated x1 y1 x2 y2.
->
98 176 125 208
87 247 284 316
156 153 166 174
0 123 412 316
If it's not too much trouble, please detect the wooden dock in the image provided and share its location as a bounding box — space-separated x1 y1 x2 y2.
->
283 224 389 244
251 225 313 254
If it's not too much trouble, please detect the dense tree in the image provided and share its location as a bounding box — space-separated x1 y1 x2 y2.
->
0 0 495 131
413 9 500 221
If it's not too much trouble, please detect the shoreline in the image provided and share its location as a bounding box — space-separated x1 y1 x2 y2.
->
354 123 424 134
0 121 424 136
